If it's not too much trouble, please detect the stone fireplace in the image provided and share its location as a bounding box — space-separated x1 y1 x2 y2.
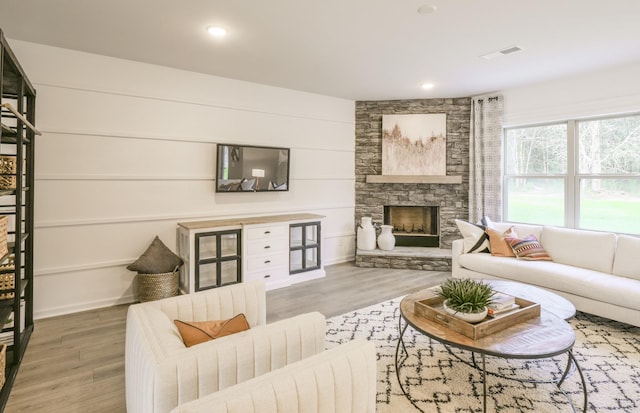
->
354 97 471 271
384 206 439 247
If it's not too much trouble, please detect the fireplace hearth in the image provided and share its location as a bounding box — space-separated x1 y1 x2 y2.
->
384 206 439 247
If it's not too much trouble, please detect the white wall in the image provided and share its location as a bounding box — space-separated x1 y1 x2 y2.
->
503 60 640 127
8 40 356 319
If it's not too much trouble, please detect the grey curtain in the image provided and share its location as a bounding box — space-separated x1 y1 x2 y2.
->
469 95 504 223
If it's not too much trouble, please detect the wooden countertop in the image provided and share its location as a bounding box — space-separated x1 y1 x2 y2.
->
178 213 325 230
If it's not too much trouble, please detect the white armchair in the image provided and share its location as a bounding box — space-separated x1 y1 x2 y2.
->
169 339 377 413
125 280 326 413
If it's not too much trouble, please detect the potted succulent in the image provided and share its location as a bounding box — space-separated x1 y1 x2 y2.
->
437 278 494 323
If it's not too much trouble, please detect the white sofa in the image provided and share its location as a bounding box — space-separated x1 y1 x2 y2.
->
452 222 640 327
169 338 377 413
125 280 326 413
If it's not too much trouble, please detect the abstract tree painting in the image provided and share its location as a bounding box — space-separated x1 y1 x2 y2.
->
382 114 447 175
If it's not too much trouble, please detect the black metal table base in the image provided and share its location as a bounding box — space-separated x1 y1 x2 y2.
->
394 316 588 413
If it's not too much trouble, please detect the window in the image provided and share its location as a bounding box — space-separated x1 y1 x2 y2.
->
504 114 640 235
504 123 567 227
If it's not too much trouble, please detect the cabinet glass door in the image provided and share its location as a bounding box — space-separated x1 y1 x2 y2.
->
220 233 239 257
220 260 239 285
305 225 318 247
198 235 218 260
290 225 303 249
289 222 321 274
195 229 241 290
198 262 218 290
304 248 318 269
289 249 303 273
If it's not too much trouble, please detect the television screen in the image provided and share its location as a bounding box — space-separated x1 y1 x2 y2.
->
216 144 290 192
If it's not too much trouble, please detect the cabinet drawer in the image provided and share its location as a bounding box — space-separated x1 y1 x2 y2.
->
245 225 288 240
246 254 288 273
247 238 288 255
244 266 288 283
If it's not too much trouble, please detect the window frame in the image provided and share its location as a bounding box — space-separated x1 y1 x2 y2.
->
503 112 640 234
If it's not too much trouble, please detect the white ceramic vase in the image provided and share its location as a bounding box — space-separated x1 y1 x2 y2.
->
377 224 396 251
443 300 488 323
357 217 376 251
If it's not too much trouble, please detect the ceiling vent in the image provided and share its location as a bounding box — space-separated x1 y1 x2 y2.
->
481 45 524 60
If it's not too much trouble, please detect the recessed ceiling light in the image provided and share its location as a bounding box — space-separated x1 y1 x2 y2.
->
421 83 435 90
417 5 437 14
207 26 227 37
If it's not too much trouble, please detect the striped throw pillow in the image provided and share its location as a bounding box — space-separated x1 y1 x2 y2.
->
505 235 552 261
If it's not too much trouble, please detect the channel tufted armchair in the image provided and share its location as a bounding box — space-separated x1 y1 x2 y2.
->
125 280 326 413
169 338 377 413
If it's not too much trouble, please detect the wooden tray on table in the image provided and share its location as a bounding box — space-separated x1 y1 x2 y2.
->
414 294 540 340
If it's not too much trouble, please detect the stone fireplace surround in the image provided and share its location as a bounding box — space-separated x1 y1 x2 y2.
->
355 98 471 271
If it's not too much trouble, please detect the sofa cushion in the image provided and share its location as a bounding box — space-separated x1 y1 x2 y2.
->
612 235 640 280
458 253 640 311
541 226 616 273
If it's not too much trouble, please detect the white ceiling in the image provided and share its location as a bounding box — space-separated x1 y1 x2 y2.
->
1 0 639 101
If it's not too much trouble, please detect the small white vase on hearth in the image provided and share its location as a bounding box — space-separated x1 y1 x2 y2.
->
377 224 396 251
357 217 376 251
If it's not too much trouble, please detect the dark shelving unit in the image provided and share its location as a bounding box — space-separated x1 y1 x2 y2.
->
0 29 38 411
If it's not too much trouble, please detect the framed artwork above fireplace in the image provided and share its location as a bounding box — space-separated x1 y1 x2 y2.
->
381 113 447 176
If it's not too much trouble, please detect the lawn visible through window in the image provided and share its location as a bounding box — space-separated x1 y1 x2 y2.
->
504 114 640 235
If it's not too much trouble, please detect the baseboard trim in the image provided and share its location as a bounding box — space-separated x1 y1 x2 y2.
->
35 294 136 320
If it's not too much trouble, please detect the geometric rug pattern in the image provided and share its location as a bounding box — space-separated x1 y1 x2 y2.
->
326 297 640 412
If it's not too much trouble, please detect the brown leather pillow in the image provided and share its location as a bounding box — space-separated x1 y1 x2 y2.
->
174 313 250 347
486 226 517 257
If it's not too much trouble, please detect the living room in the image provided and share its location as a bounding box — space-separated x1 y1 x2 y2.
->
1 1 639 412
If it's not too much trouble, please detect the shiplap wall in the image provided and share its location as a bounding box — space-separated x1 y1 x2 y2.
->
9 40 356 319
503 60 640 127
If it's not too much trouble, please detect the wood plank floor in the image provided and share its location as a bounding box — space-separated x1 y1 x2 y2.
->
5 262 450 413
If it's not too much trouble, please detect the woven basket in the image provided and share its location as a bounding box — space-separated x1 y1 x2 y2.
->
0 215 7 258
0 156 16 190
137 270 179 302
0 255 14 300
0 344 5 389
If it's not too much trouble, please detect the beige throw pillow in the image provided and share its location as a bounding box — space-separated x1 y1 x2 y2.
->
486 226 517 257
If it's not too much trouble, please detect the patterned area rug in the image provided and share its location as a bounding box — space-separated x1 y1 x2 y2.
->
326 297 640 413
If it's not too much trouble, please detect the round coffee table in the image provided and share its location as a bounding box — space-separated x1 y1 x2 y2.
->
395 280 587 413
485 279 576 320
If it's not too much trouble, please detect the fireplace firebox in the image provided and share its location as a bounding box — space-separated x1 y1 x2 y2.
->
383 206 439 247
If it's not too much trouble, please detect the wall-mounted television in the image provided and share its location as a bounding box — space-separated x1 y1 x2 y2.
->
216 143 290 192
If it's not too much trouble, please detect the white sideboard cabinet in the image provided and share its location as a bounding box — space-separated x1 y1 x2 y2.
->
177 214 325 293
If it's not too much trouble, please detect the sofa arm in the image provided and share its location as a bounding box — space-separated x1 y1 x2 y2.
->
169 338 377 413
128 311 326 413
451 239 464 278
